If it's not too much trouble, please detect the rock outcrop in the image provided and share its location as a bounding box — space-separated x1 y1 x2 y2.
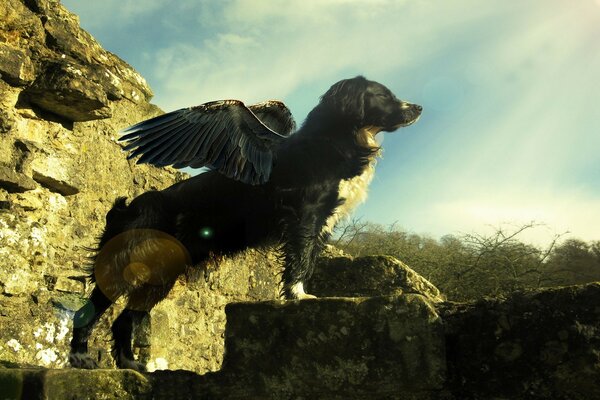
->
0 0 284 374
307 254 445 302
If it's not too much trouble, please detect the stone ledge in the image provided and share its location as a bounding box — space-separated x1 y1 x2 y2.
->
221 294 445 399
0 43 35 86
1 284 599 399
0 295 447 400
23 60 111 122
0 165 37 193
440 282 600 400
0 368 151 400
309 255 445 302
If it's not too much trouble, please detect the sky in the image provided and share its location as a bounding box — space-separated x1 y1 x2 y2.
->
61 0 600 247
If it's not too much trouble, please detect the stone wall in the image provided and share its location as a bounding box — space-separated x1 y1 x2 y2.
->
2 283 598 399
0 0 282 374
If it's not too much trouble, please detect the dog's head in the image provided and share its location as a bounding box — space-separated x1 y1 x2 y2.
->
321 76 422 132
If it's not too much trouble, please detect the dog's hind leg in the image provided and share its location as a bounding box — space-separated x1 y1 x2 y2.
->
110 281 175 371
111 308 151 371
69 286 112 368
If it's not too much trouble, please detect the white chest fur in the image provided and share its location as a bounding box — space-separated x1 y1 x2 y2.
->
322 127 381 235
322 161 376 235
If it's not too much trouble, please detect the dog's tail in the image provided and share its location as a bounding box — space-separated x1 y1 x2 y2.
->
83 197 133 281
103 197 130 236
98 196 134 247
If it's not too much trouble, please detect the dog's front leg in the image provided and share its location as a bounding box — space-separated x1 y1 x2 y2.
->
280 216 324 300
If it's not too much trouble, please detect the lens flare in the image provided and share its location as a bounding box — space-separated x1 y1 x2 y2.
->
199 226 214 239
72 301 96 328
94 229 191 311
123 262 151 287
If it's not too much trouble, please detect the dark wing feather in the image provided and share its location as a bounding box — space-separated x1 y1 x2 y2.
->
119 100 289 185
248 100 296 136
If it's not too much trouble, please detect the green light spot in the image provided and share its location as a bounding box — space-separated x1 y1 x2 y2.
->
199 227 214 239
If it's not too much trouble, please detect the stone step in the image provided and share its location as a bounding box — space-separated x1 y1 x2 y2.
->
0 295 445 400
0 368 150 400
1 283 599 399
220 294 445 399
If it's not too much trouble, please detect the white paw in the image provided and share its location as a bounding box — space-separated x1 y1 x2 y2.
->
287 282 317 300
295 292 317 300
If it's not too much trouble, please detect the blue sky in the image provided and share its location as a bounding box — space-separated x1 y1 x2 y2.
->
62 0 600 246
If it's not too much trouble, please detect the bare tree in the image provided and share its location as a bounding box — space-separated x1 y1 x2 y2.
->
331 220 589 301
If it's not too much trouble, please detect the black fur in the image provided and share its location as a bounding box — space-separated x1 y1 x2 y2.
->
69 76 422 370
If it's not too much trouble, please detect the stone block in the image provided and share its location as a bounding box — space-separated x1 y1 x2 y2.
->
309 255 445 302
30 155 79 196
441 283 600 399
0 368 151 400
222 295 446 399
0 165 36 193
0 43 35 86
23 60 111 122
53 276 85 293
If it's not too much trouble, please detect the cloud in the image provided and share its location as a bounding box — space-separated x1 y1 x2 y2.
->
63 0 600 246
68 0 537 111
361 177 600 247
145 0 600 248
147 0 506 110
61 0 168 29
432 188 600 246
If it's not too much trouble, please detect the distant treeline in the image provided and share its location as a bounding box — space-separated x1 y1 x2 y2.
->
331 220 600 302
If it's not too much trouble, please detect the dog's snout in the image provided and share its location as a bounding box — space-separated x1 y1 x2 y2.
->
401 102 423 112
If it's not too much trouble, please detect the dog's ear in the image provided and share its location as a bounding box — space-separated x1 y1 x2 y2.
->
321 76 367 121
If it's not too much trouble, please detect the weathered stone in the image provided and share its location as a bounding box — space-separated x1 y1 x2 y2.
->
440 283 600 400
40 1 152 103
222 295 446 399
31 168 79 196
0 0 45 53
0 0 201 373
0 368 152 400
309 254 445 302
22 0 54 13
6 0 147 121
113 249 281 373
0 43 35 86
0 267 39 295
0 165 36 192
52 276 84 294
23 60 111 122
0 191 9 209
1 284 600 399
0 108 15 133
41 8 96 63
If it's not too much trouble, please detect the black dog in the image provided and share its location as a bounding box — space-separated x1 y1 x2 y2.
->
69 76 422 370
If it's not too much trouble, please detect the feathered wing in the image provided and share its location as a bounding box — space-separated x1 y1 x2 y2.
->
248 100 296 136
119 100 295 185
